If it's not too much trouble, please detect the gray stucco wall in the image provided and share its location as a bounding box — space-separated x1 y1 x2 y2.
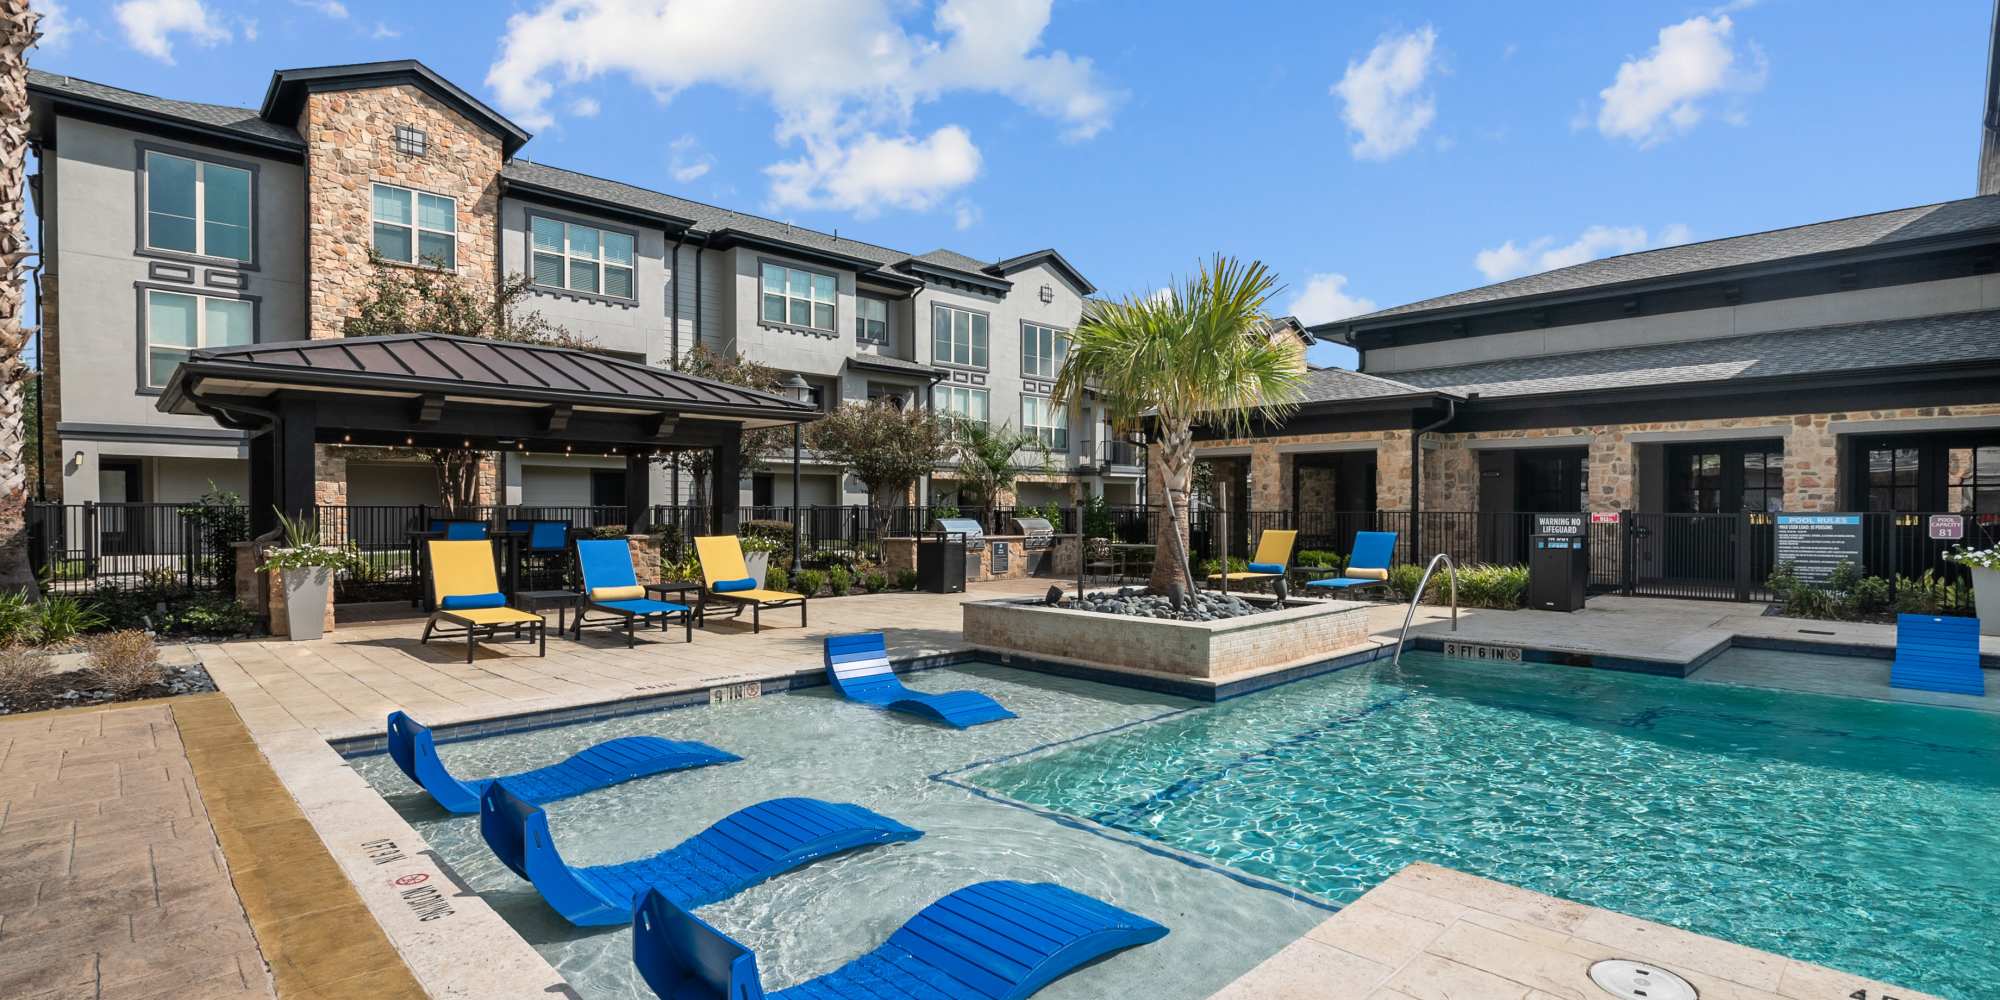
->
498 197 669 361
916 259 1088 468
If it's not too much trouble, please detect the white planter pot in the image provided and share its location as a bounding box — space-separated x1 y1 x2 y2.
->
1972 566 2000 635
744 551 770 587
281 565 333 642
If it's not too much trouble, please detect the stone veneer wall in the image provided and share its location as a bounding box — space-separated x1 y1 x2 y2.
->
36 274 59 500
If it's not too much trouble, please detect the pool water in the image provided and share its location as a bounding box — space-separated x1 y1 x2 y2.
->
972 652 2000 1000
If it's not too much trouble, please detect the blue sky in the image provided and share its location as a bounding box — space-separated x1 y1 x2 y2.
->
26 0 1994 367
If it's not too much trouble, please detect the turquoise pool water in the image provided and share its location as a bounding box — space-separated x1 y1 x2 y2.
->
971 652 2000 1000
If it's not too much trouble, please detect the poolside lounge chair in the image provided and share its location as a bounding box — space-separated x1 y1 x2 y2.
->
1206 529 1297 589
385 711 737 814
1304 531 1397 596
824 632 1015 728
694 535 807 633
480 783 921 927
633 879 1168 1000
422 539 547 663
575 539 696 645
1890 613 1985 695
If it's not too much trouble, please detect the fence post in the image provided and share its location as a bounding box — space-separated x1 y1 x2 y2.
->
83 501 99 578
1734 510 1752 602
1621 509 1635 596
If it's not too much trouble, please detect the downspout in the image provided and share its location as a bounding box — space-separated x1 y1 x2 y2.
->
1408 398 1456 564
27 145 44 500
668 231 685 368
693 235 704 354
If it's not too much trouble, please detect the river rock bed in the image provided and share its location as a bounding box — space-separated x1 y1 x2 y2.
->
1062 587 1274 622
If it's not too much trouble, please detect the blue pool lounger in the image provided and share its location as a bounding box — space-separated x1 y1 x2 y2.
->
481 783 922 927
824 632 1015 729
386 711 738 815
633 879 1168 1000
1890 613 1985 695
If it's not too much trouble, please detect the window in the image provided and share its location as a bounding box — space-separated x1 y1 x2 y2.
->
867 382 907 409
144 290 252 389
934 385 988 425
1021 395 1068 450
371 183 456 269
1668 442 1782 513
1947 446 2000 514
531 216 635 299
1867 446 1922 513
144 150 251 262
855 296 889 344
1022 322 1068 378
760 262 836 332
931 304 988 368
1741 449 1784 514
394 126 428 157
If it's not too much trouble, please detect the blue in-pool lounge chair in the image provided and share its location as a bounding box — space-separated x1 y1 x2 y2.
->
1890 613 1985 695
824 632 1015 728
481 784 922 927
633 879 1168 1000
575 539 696 645
1304 531 1397 595
386 711 738 814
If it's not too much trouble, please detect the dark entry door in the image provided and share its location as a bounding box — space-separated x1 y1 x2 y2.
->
1659 441 1781 591
97 460 143 556
1506 448 1587 562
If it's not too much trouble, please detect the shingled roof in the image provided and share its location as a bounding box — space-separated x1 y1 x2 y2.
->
1341 195 2000 326
28 69 304 149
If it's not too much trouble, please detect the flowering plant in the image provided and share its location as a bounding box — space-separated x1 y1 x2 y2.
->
1945 545 2000 571
257 509 354 573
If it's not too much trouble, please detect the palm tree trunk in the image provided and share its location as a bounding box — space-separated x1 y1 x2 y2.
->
0 2 40 593
1149 419 1196 593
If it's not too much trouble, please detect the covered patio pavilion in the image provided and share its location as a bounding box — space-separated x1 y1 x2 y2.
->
154 332 823 538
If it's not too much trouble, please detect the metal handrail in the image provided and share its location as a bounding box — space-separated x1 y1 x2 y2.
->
1392 553 1458 666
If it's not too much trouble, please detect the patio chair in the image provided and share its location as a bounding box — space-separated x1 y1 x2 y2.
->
693 535 807 633
421 539 546 663
508 519 573 590
1206 529 1297 589
824 632 1015 728
1303 530 1397 596
1890 613 1985 695
634 879 1168 1000
435 519 490 540
479 783 921 927
574 538 695 646
385 711 737 814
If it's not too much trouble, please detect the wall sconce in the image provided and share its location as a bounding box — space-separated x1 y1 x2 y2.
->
1039 284 1054 304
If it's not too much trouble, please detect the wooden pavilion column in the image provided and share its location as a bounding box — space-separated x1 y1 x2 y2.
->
712 434 741 535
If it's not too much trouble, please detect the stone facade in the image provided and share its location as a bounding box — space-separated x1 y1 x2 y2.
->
36 274 60 500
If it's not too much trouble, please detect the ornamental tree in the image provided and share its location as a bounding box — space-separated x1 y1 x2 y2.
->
805 400 955 536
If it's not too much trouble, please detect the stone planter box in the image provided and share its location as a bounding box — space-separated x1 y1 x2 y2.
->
963 595 1373 682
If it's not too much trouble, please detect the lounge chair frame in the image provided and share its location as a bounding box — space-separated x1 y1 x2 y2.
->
421 539 548 664
693 535 807 634
573 539 695 647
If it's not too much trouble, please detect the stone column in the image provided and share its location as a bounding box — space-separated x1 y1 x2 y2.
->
1784 415 1839 511
314 447 348 509
1587 429 1633 511
1249 442 1283 511
1376 433 1412 510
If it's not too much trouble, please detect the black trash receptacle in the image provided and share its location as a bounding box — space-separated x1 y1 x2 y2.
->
1528 533 1588 612
916 532 966 594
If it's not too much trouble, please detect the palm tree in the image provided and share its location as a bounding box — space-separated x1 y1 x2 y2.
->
0 2 39 593
950 419 1045 521
1054 255 1304 593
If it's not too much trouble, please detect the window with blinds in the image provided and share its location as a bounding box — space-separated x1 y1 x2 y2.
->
530 215 636 299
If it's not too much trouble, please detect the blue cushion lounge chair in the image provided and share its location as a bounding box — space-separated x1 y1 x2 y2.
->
575 539 696 646
481 783 922 927
1890 613 1985 695
633 879 1168 1000
386 711 738 815
824 632 1015 729
1303 531 1398 595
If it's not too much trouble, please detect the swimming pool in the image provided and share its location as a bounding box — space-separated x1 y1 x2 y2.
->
352 651 1999 1000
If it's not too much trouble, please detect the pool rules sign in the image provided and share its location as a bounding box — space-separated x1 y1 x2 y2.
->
1773 514 1864 586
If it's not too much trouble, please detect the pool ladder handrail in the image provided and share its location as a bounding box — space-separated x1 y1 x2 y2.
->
1392 553 1457 666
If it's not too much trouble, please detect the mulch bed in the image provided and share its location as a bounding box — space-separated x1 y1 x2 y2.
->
0 664 217 717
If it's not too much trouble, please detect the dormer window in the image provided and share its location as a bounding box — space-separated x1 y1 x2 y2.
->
394 126 428 157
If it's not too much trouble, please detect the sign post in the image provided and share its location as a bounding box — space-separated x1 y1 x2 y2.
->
1773 514 1865 586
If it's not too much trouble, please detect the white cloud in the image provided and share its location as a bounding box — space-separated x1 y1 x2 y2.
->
1596 15 1765 147
569 97 601 118
485 0 1118 217
1474 224 1692 282
292 0 349 18
765 126 980 216
952 199 981 231
371 21 399 39
668 134 714 183
1332 26 1438 161
239 16 256 40
1284 273 1377 326
114 0 229 63
33 0 80 50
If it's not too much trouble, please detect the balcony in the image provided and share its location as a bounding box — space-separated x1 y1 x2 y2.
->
1078 439 1146 473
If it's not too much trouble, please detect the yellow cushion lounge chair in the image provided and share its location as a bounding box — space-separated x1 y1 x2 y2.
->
422 540 546 663
694 535 807 634
1206 529 1297 588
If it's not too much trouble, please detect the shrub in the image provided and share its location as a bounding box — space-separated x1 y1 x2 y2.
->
1081 494 1114 539
860 570 887 593
36 596 107 645
743 518 794 540
1198 556 1247 578
765 566 790 594
1297 549 1344 569
1457 564 1529 609
894 569 919 590
827 565 853 596
165 595 260 637
795 569 827 597
1893 570 1973 616
0 646 50 704
85 630 163 696
661 555 702 583
0 589 35 645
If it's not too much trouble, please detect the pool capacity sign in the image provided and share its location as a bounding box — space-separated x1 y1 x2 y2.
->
1773 514 1864 586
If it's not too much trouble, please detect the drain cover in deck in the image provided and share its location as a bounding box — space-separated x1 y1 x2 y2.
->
1589 959 1698 1000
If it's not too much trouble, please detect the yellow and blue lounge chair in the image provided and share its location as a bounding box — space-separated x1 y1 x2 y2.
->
694 535 807 633
422 539 546 663
1303 531 1397 595
633 879 1167 1000
1206 529 1297 589
575 539 694 646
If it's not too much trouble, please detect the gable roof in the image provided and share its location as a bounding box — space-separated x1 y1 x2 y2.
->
261 61 531 157
28 69 304 151
1330 194 2000 331
988 248 1096 295
912 249 993 273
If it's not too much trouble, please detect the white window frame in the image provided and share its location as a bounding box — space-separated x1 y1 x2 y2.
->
371 182 457 270
931 303 990 369
855 296 889 345
142 288 253 390
1022 321 1069 379
530 214 636 301
1021 394 1068 451
934 385 989 426
142 149 253 263
760 261 838 333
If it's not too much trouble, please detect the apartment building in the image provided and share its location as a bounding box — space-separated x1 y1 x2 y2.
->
25 59 1145 517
